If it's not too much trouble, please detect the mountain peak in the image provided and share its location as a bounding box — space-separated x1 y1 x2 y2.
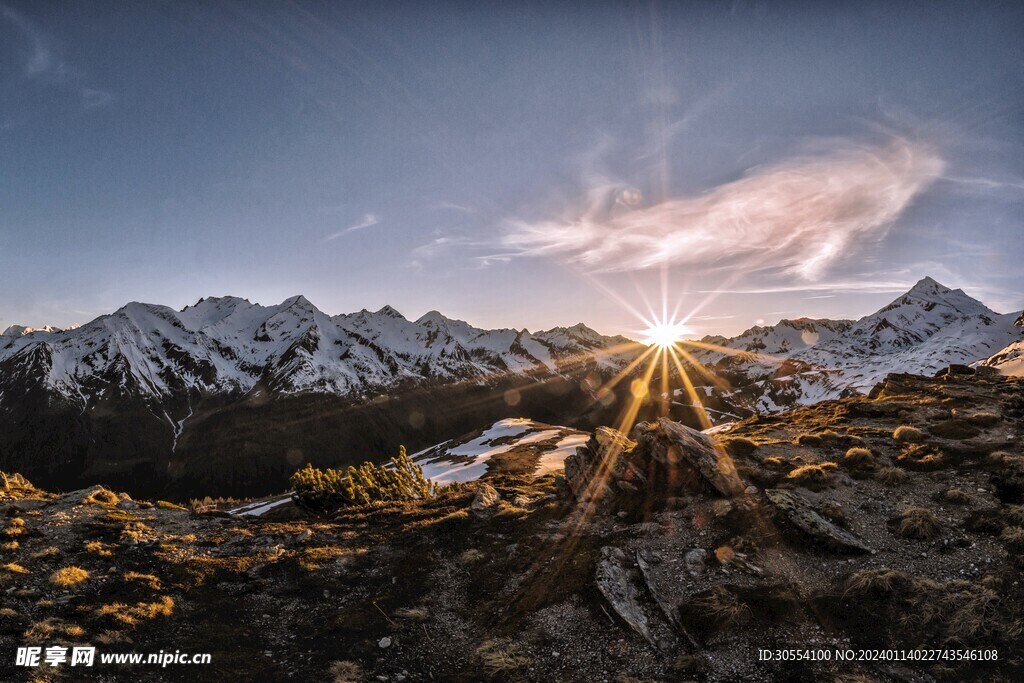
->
907 276 951 295
281 295 312 307
183 295 251 311
415 310 448 326
375 305 405 319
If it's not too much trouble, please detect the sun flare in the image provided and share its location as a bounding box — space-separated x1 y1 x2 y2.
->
640 321 691 348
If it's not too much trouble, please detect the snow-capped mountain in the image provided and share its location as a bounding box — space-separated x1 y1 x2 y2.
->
0 297 639 498
689 277 1022 412
0 296 637 410
975 313 1024 377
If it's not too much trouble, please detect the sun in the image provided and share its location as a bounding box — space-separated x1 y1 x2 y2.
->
640 320 691 348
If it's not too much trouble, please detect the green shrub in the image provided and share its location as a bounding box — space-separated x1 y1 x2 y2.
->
291 447 439 512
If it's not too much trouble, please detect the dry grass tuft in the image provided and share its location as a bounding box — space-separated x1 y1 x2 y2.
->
94 630 132 645
999 526 1024 552
395 606 430 621
896 507 941 540
124 571 162 590
85 540 114 557
3 562 29 574
120 521 155 544
844 568 910 597
902 578 1019 642
719 436 759 457
477 638 531 677
893 425 925 443
795 433 823 447
876 464 909 485
0 607 17 617
696 586 752 626
988 450 1017 464
796 430 861 448
940 488 971 505
1003 505 1024 527
460 549 486 563
298 546 354 572
3 517 25 537
965 411 1000 426
82 488 121 507
155 500 186 511
842 447 877 472
328 660 363 683
96 596 175 626
785 462 838 490
847 570 1021 645
23 617 86 640
50 566 89 587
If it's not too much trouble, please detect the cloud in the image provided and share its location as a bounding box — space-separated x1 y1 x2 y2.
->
1 3 49 75
426 199 476 214
502 137 944 279
82 88 113 109
324 213 380 241
0 3 112 109
697 280 917 295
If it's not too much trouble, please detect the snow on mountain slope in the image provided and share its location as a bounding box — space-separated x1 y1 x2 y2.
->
694 317 853 363
411 418 587 483
975 313 1024 377
795 277 1021 389
0 297 640 409
689 277 1023 412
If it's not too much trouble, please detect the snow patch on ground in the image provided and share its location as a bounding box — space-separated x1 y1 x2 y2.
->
228 494 293 517
535 433 589 477
413 418 587 483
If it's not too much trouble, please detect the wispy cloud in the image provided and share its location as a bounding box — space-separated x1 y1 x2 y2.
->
425 199 476 214
502 137 944 279
323 213 380 241
696 280 917 295
0 3 112 109
1 3 50 75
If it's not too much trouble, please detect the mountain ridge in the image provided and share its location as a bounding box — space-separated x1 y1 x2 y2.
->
690 277 1022 412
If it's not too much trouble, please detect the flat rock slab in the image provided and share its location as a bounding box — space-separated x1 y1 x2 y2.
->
765 488 871 554
595 546 656 647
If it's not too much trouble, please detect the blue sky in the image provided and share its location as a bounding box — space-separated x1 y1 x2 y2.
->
1 1 1022 337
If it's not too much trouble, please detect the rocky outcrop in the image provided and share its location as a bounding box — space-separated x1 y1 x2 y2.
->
563 427 637 501
566 418 744 506
631 418 744 497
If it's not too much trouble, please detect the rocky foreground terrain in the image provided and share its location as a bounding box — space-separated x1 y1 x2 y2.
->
1 367 1022 682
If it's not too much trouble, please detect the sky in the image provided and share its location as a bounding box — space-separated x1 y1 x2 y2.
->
1 1 1022 338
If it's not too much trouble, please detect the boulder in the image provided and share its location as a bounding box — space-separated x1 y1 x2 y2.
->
565 419 746 509
764 489 871 554
630 418 745 497
471 483 501 518
935 364 975 377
